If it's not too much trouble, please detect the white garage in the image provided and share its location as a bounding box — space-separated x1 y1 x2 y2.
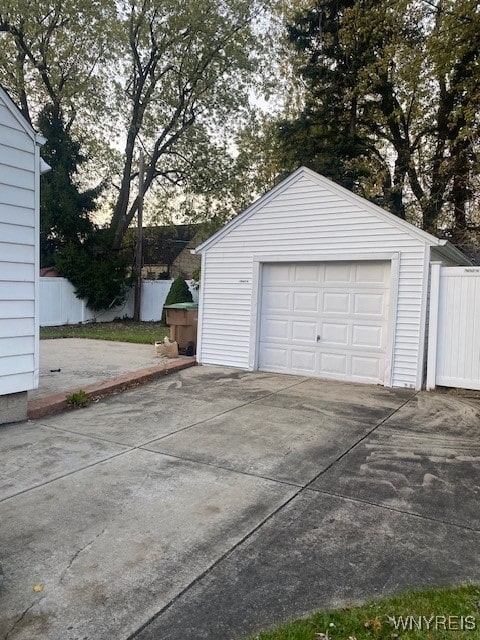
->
194 167 468 389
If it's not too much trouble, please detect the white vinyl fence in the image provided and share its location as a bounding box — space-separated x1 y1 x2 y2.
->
427 264 480 391
40 278 198 326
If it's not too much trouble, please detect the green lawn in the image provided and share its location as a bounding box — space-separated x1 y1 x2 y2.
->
247 585 480 640
40 321 169 345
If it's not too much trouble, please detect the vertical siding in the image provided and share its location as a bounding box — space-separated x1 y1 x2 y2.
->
0 94 36 394
424 247 466 386
200 175 428 388
435 268 480 390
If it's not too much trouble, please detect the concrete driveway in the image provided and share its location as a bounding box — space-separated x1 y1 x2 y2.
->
1 366 479 640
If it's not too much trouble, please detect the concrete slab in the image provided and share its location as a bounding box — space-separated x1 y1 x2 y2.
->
149 365 309 401
28 338 196 421
36 381 251 446
0 421 128 501
311 391 480 528
383 390 480 433
31 339 167 400
258 378 414 424
145 401 381 485
133 491 480 640
0 449 296 640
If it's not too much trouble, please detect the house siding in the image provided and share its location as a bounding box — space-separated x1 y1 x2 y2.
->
0 91 38 396
199 174 430 388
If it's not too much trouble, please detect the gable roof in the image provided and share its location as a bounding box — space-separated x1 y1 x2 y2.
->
0 84 45 145
123 223 202 265
194 166 469 264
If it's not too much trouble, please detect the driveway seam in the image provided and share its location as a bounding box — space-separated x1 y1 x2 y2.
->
1 436 303 506
0 449 131 505
126 487 304 640
305 486 480 533
30 378 311 451
139 447 303 489
302 391 419 489
29 419 135 447
131 377 311 449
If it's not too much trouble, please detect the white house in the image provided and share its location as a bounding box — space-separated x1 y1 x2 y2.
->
194 167 469 390
0 87 48 424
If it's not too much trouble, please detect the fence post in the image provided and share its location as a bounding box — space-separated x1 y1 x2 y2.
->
426 262 442 390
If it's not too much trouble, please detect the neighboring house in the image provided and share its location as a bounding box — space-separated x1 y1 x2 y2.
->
194 166 469 390
39 266 60 277
125 224 202 280
170 229 204 280
0 86 49 424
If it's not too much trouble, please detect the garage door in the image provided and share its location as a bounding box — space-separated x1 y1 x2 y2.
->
259 261 390 384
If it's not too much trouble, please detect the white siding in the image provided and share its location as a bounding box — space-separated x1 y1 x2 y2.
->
199 174 430 388
0 91 37 395
430 267 480 390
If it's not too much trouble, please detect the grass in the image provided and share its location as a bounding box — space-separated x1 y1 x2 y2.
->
40 321 169 345
247 585 480 640
66 390 90 408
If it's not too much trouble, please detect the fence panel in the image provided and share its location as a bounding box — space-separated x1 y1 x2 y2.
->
40 278 86 325
140 280 172 321
427 265 480 390
40 278 193 326
40 278 199 326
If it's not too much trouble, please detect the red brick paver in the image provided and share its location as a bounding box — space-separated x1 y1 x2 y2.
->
28 357 197 420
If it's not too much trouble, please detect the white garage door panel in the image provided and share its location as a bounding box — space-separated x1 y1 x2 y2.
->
352 356 381 378
293 291 318 311
321 352 347 374
263 318 289 340
324 292 349 313
291 349 316 371
354 293 385 315
356 262 387 282
263 290 290 311
352 324 383 348
324 263 350 282
322 323 349 345
292 320 317 341
296 264 321 281
262 346 288 368
259 261 390 384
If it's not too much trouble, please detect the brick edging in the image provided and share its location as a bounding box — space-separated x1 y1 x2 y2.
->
27 358 197 421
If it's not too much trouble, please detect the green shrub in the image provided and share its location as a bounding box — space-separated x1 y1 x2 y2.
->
164 277 193 305
55 241 133 311
162 277 193 323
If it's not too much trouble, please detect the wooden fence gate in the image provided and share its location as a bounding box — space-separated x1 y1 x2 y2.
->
427 264 480 391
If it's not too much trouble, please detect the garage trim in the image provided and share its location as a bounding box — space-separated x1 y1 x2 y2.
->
249 252 399 386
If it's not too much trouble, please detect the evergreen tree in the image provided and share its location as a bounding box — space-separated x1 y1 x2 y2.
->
38 104 100 267
38 104 131 311
277 1 384 202
277 0 480 236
